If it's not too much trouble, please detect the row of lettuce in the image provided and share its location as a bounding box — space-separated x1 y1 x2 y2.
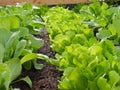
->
43 0 120 90
0 3 49 90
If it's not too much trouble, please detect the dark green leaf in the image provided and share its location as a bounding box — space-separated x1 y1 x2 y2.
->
96 30 112 40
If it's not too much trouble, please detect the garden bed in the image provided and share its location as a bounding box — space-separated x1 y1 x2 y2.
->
1 1 120 90
12 28 62 90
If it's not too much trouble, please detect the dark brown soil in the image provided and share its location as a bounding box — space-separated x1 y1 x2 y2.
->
12 28 62 90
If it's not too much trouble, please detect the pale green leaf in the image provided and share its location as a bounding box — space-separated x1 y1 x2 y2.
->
14 40 26 57
9 16 20 29
0 29 11 46
0 63 11 90
0 16 11 30
20 76 32 88
97 77 111 90
5 32 19 60
33 59 43 70
5 58 22 82
89 45 102 55
101 2 108 10
0 43 5 63
108 71 120 88
20 53 38 64
29 35 44 50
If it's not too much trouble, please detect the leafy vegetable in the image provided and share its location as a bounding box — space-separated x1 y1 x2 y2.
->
0 3 47 89
43 1 120 90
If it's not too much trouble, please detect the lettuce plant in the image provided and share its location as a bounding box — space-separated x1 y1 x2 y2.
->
43 1 120 90
0 3 48 89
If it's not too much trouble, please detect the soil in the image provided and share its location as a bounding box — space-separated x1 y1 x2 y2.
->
12 28 62 90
